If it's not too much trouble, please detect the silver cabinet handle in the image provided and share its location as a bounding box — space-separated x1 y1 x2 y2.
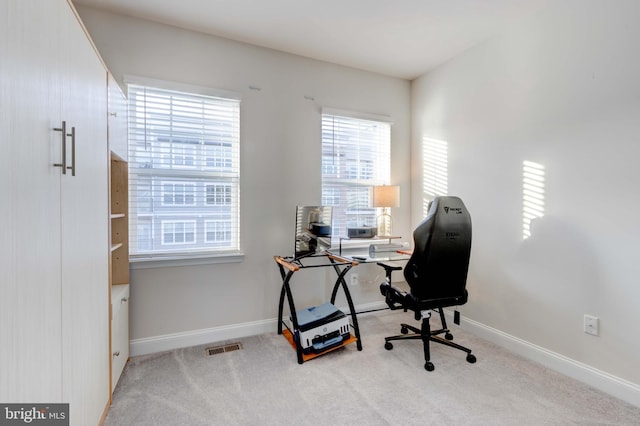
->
121 297 128 303
53 121 67 174
66 127 76 176
113 351 120 357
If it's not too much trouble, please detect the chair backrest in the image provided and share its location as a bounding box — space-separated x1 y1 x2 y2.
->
404 196 472 302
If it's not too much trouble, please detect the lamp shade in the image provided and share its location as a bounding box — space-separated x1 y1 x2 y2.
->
372 185 400 208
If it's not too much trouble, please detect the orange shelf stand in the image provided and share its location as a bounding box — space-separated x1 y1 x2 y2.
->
282 328 358 362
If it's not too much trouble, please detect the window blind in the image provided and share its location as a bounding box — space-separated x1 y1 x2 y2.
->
128 84 240 259
321 113 391 238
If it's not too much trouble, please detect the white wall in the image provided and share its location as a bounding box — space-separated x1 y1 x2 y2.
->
76 7 411 350
412 0 640 392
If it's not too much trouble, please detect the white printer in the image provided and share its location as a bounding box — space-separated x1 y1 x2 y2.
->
291 303 351 354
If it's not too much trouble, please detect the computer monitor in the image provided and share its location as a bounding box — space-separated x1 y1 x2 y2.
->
294 206 333 259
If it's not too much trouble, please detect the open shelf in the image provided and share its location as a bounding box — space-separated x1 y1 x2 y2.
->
110 152 129 286
281 328 357 362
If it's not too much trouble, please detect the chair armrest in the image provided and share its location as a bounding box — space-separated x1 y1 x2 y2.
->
376 262 403 283
376 262 403 273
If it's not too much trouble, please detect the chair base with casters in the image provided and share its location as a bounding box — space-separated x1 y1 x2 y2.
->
378 262 477 371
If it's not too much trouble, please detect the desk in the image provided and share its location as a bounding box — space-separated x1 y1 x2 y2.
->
274 253 362 364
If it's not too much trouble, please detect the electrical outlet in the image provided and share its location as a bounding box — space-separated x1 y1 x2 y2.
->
350 274 359 286
584 314 599 336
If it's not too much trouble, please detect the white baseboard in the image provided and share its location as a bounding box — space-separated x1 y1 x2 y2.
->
130 301 390 357
130 318 277 357
446 310 640 408
130 303 639 408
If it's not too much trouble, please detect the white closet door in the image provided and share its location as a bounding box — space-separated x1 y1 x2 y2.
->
58 3 110 424
0 0 64 402
108 73 129 161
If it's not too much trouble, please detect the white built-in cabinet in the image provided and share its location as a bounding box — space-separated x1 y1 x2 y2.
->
1 1 110 424
107 73 130 393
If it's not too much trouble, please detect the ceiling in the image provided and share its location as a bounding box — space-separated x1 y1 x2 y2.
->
74 0 547 80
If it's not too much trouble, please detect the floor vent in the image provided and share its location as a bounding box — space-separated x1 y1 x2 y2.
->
206 343 242 356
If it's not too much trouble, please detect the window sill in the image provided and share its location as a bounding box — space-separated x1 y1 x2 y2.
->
130 252 245 269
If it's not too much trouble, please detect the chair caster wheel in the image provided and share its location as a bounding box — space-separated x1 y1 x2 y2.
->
425 362 434 371
466 354 476 363
445 333 453 340
384 342 393 350
400 326 409 334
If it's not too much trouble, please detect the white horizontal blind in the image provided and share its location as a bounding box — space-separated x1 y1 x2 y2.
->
321 113 391 238
128 84 240 258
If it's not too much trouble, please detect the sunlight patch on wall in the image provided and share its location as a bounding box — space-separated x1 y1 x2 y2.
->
522 160 545 239
422 137 448 217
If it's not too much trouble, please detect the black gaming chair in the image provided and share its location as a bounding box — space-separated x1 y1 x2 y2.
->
378 196 476 371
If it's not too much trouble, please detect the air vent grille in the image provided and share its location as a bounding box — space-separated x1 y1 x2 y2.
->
206 342 242 356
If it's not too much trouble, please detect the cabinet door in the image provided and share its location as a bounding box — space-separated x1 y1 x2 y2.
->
0 0 64 402
108 73 129 161
59 4 110 424
111 284 130 392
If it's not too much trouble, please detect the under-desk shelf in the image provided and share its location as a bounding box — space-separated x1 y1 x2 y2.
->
282 328 357 362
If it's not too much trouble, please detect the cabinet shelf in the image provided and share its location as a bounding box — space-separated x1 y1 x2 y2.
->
109 152 129 287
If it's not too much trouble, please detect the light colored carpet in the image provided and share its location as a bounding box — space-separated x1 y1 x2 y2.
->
105 310 640 425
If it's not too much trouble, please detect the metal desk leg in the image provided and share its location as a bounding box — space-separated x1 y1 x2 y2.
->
282 275 304 364
276 265 303 363
276 264 288 335
330 262 363 351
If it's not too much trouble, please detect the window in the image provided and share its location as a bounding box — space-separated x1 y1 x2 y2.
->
205 183 232 206
128 82 240 258
162 220 196 245
162 182 196 206
321 111 391 238
205 220 232 244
